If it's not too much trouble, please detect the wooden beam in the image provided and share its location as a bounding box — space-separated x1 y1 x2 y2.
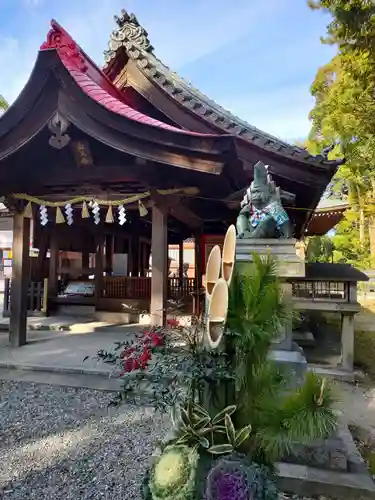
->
59 91 226 174
9 213 30 347
150 191 201 229
150 204 167 326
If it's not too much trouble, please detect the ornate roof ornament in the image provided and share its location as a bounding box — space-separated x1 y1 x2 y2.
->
40 20 88 73
104 9 153 66
48 111 70 150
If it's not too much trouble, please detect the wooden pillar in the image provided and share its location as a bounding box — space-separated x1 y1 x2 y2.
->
140 242 145 276
150 205 167 326
48 230 59 297
95 235 105 306
9 213 30 347
105 234 114 276
341 312 355 371
130 234 140 277
179 237 184 297
82 250 90 279
194 229 203 317
179 238 184 282
33 230 48 281
146 244 151 276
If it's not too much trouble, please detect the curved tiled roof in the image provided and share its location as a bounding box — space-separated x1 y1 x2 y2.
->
40 20 225 138
304 263 369 282
103 9 341 168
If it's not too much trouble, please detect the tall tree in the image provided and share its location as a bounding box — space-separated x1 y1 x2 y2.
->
308 0 375 50
308 0 375 265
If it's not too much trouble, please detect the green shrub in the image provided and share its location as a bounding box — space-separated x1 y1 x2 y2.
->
354 329 375 379
226 256 338 464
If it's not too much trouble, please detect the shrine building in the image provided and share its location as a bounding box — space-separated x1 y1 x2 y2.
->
0 14 342 349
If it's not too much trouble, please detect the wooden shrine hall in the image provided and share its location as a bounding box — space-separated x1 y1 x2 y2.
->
0 18 340 347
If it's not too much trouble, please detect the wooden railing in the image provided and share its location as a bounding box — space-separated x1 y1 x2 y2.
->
102 277 151 299
102 276 196 299
168 277 196 298
3 278 47 316
292 280 349 301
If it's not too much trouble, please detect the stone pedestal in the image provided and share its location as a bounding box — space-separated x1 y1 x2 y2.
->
235 238 305 278
235 238 307 382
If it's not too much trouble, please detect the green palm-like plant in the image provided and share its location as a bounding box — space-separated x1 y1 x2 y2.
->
227 253 338 464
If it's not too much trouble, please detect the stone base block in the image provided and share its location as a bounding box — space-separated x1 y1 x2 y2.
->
277 422 375 499
284 437 348 472
235 238 305 279
268 348 307 382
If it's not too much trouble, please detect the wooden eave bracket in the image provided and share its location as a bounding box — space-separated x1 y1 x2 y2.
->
150 190 201 229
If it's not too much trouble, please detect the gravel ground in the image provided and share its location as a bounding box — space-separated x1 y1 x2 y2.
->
0 380 333 500
0 381 167 500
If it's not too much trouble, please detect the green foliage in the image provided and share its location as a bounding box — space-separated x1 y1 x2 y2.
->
308 0 375 265
169 402 252 456
308 0 375 51
227 254 338 464
227 254 292 385
306 235 334 263
96 321 234 413
255 372 337 463
0 95 8 112
306 229 371 268
148 445 198 500
332 215 371 268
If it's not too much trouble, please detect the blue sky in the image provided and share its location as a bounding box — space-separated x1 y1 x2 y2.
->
0 0 335 142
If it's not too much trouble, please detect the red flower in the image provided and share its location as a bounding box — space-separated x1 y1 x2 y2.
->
124 358 134 373
150 333 163 347
120 346 136 358
167 318 180 328
139 347 152 368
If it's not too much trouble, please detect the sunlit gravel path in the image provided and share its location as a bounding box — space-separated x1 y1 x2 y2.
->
0 381 167 500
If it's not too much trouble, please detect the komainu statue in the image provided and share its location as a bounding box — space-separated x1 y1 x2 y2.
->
236 161 293 239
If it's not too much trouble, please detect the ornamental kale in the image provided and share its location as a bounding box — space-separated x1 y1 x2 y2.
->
205 459 256 500
205 455 279 500
148 445 198 500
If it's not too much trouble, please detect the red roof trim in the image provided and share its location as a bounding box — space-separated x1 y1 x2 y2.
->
40 20 221 138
